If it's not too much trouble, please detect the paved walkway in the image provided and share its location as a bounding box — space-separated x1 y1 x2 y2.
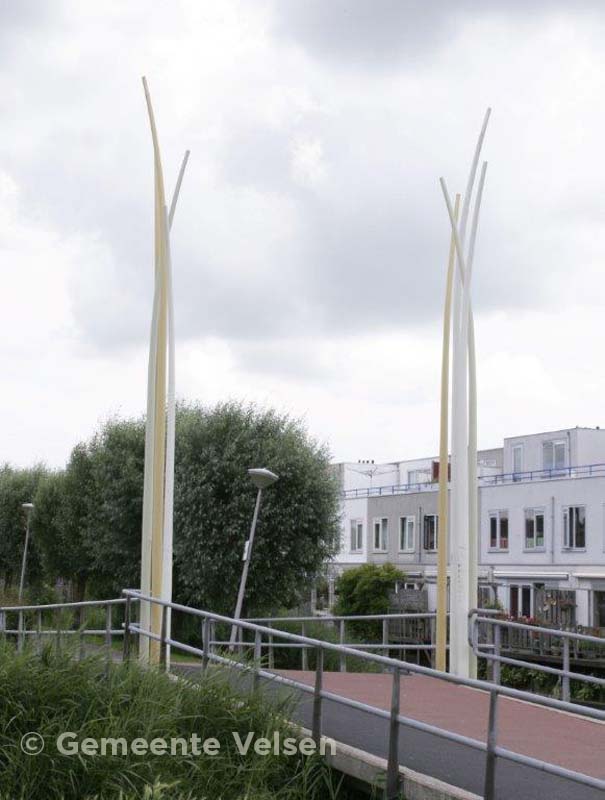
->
277 670 605 781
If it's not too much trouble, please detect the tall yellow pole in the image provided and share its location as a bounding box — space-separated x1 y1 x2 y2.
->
436 194 460 672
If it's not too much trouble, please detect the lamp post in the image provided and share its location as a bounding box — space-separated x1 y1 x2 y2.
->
19 502 34 602
230 468 279 648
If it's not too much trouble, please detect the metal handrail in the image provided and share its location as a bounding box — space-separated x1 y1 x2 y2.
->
468 609 605 701
341 460 605 498
124 590 605 800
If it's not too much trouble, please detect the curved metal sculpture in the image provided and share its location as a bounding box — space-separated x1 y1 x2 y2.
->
436 109 490 677
139 77 189 664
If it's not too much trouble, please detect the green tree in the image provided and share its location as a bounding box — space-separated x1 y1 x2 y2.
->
334 563 407 639
173 402 340 614
42 402 339 614
32 445 95 602
0 464 47 592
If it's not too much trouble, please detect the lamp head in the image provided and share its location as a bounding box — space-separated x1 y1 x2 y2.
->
248 468 279 490
22 502 34 511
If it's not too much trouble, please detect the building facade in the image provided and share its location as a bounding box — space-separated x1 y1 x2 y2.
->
332 427 605 630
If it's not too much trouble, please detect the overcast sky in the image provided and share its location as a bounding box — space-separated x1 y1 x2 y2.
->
3 0 605 469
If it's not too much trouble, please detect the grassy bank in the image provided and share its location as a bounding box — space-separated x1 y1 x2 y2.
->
0 643 354 800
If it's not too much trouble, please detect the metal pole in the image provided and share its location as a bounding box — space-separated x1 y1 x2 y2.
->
36 609 42 654
483 689 499 800
339 619 346 672
159 604 168 669
18 610 24 652
301 622 308 671
493 624 501 686
230 488 263 647
253 629 262 691
201 617 209 672
312 646 324 745
385 668 401 799
105 604 112 673
562 637 570 702
123 597 131 662
18 513 32 602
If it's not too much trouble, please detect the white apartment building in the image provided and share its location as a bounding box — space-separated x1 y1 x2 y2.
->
332 427 605 630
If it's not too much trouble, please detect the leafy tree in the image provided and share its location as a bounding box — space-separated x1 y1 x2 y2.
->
84 418 146 597
0 464 47 592
38 402 339 615
32 445 95 602
173 402 340 614
334 563 407 639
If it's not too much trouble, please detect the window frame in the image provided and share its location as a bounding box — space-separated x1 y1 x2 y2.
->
563 505 586 550
372 517 389 552
543 439 567 473
524 507 546 551
423 514 438 552
398 515 415 553
512 444 523 480
488 509 509 551
349 519 364 553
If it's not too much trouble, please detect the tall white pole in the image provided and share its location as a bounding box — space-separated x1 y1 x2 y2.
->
440 119 489 678
139 78 188 664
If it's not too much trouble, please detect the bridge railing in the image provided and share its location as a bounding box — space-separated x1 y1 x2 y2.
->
469 609 605 703
122 590 605 800
239 611 439 671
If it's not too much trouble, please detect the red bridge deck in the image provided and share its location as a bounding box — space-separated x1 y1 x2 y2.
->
278 670 605 780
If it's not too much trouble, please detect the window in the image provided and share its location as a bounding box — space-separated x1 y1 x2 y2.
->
489 510 509 550
423 514 438 551
510 585 532 618
408 469 431 486
373 518 388 551
350 519 363 553
525 508 545 549
399 516 415 552
563 506 586 549
512 445 523 480
543 440 566 472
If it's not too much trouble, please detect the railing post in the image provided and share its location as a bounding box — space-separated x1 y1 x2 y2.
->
201 617 209 672
483 689 499 800
79 607 85 661
159 604 168 670
493 624 501 686
312 645 323 745
123 597 131 662
36 609 42 655
253 629 262 691
385 667 401 799
18 610 24 652
339 619 346 672
104 604 112 673
382 618 389 655
301 622 308 671
562 637 570 702
209 620 216 658
56 608 61 654
267 622 274 670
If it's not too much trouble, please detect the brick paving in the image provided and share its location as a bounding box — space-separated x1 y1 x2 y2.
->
278 670 605 780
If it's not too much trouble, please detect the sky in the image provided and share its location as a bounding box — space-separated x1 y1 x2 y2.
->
2 0 605 469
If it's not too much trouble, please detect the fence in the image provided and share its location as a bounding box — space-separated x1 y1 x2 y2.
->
1 593 604 800
469 609 605 703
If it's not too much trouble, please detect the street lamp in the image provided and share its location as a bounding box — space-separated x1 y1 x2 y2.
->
19 502 35 602
230 468 279 648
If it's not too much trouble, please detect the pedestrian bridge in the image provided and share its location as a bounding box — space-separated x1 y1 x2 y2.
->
2 591 604 800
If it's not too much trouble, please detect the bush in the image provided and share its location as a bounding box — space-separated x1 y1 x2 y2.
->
334 564 407 641
0 643 348 799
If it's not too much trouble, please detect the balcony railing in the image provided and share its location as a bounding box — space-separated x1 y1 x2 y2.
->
341 462 605 499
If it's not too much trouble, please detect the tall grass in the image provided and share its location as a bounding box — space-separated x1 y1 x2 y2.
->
0 642 352 800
